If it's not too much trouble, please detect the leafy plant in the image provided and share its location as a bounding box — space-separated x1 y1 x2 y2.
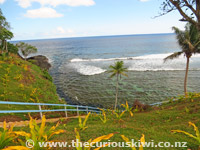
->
121 101 133 117
15 115 66 150
113 110 125 122
78 112 91 131
75 128 115 150
0 121 28 150
0 121 17 149
99 108 107 124
121 134 145 150
171 122 200 147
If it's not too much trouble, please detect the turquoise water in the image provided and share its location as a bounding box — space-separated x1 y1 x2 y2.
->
21 33 200 108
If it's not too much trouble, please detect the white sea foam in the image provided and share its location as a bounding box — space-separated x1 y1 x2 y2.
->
68 53 200 75
69 63 106 75
128 53 200 71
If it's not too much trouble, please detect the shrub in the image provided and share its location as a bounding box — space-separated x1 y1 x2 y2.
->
42 70 53 82
7 42 18 54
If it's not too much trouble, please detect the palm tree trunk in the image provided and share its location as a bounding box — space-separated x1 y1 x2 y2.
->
184 57 190 96
114 74 119 110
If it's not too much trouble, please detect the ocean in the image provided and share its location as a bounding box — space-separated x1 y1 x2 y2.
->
20 33 200 108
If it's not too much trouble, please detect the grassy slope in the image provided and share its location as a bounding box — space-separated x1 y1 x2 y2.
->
48 97 200 150
0 54 60 117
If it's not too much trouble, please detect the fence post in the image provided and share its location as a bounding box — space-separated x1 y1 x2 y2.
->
38 105 43 119
64 106 68 117
77 106 79 116
86 106 89 114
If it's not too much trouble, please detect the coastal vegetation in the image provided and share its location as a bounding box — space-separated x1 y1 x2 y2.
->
164 23 200 96
16 42 37 60
0 9 13 54
0 54 60 118
159 0 200 33
109 61 128 110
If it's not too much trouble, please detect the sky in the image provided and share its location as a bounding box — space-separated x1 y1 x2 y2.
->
0 0 186 40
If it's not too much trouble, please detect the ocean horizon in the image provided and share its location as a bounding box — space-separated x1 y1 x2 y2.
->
13 33 200 108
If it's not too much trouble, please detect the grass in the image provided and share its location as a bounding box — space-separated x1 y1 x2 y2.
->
0 54 62 120
9 96 199 150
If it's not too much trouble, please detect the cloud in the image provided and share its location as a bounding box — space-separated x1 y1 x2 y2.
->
15 0 31 8
0 0 5 4
42 26 75 38
24 7 63 18
54 26 75 36
16 0 95 8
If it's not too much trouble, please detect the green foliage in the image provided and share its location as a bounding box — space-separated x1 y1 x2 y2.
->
15 115 66 150
113 110 125 122
0 122 17 149
164 23 200 62
16 42 37 60
0 9 14 52
42 70 53 82
98 108 107 124
74 128 115 150
121 101 134 117
7 42 18 54
109 61 128 78
78 112 91 131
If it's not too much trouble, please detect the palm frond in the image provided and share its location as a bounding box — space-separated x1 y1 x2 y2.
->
120 72 128 77
164 52 183 62
110 72 116 78
108 61 128 79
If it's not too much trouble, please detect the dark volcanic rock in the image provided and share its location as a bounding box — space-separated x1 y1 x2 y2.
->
28 55 51 70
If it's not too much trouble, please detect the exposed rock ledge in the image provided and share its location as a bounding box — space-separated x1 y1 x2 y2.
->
27 55 51 70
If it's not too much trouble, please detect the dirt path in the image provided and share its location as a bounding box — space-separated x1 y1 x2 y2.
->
0 116 85 128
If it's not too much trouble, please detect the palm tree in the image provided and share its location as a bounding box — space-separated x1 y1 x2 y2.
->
164 23 200 96
109 61 128 110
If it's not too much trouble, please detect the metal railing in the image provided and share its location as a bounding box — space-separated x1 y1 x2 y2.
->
0 101 100 119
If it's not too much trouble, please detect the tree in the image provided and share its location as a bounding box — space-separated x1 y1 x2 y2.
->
109 61 128 110
164 23 200 96
7 42 19 54
159 0 200 33
16 42 37 60
0 28 13 53
0 9 13 53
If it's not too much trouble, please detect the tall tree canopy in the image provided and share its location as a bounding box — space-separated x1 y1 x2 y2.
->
159 0 200 32
0 9 13 53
